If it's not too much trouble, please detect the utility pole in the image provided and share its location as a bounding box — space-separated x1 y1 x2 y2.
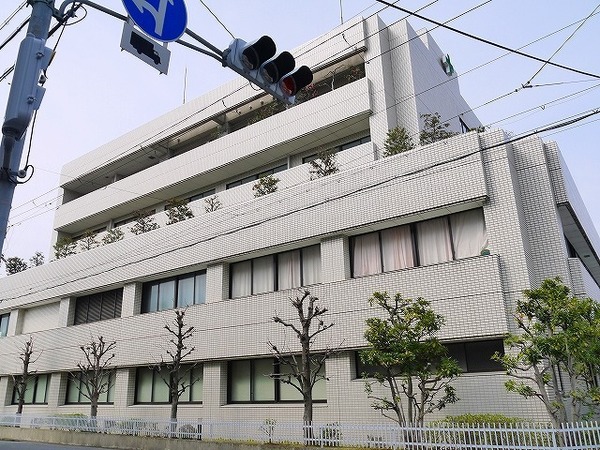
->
0 0 54 253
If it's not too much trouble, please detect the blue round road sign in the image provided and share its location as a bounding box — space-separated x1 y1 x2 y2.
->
121 0 187 42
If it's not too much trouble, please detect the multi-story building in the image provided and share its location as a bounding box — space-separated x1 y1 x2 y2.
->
0 15 598 424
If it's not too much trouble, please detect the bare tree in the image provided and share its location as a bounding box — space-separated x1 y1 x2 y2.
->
269 290 338 435
152 309 198 431
73 336 116 419
12 336 39 415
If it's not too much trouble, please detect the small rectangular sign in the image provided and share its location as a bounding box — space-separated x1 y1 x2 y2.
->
120 22 170 74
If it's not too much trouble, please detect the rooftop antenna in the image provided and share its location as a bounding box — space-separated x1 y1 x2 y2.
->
339 0 344 24
183 66 188 104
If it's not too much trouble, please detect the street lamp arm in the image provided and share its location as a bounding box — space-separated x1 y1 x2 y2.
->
57 0 127 22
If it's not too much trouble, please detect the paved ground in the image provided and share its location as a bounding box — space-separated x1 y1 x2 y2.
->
0 442 121 450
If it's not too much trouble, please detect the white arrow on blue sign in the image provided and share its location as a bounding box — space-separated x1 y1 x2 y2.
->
121 0 187 42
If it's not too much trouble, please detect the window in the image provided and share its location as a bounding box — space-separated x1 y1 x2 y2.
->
0 313 9 337
189 188 216 202
355 338 504 378
230 245 321 298
445 339 504 372
142 271 206 313
66 371 115 404
459 118 470 133
12 374 50 405
135 365 203 404
351 209 487 277
228 358 326 404
74 289 123 325
226 164 287 190
302 135 371 164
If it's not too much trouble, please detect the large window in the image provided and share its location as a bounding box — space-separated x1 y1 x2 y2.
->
351 209 488 277
230 245 321 298
74 289 123 325
445 339 504 373
355 339 504 378
12 374 50 405
226 164 287 190
302 135 371 164
135 365 203 404
66 372 115 404
142 271 206 313
0 313 9 337
228 358 326 404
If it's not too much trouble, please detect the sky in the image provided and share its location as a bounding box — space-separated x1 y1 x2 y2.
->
0 0 599 264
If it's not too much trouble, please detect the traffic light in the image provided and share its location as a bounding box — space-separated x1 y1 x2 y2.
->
223 36 313 105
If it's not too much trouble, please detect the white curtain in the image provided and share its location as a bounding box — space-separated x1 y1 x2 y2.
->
353 232 382 276
381 225 414 271
231 260 252 298
417 217 453 265
302 245 321 285
252 255 275 294
278 250 301 290
450 209 488 258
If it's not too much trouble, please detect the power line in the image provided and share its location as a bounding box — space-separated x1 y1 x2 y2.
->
0 1 26 33
374 0 600 80
5 5 599 232
198 0 234 40
524 3 600 86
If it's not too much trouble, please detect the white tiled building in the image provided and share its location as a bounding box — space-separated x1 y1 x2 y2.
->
0 15 598 424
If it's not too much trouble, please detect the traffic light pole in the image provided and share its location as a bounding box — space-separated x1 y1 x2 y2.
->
0 0 54 253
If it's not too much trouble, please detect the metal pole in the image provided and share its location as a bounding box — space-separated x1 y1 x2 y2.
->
0 0 54 253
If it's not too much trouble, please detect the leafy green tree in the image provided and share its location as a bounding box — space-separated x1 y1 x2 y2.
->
129 210 159 235
309 148 339 179
361 292 461 427
5 256 28 275
165 198 194 225
419 112 459 145
253 174 279 197
53 236 76 260
102 228 124 245
79 229 99 251
493 277 600 427
28 251 44 267
383 126 415 156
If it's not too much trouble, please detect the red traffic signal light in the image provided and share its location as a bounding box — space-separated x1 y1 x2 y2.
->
224 37 313 105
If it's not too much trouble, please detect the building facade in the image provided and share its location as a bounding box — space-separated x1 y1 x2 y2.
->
0 15 599 424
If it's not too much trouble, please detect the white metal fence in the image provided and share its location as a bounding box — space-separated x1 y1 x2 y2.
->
0 414 599 449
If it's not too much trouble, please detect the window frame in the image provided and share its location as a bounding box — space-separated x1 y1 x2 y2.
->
355 338 505 378
11 373 50 405
229 245 321 298
74 289 123 325
227 357 326 404
66 371 115 404
350 209 488 278
141 270 207 313
134 365 203 404
0 313 9 337
226 164 287 190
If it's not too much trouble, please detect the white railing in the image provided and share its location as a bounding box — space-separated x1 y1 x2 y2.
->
0 415 598 449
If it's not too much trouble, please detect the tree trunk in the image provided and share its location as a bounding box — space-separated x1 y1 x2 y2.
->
170 396 178 437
